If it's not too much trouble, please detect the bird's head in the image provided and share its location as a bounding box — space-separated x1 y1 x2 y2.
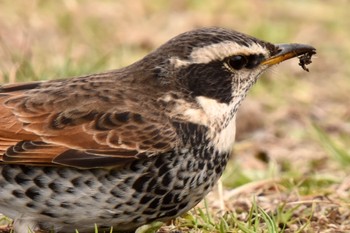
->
142 28 315 127
128 27 316 153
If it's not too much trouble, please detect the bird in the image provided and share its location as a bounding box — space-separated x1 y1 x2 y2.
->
0 27 315 233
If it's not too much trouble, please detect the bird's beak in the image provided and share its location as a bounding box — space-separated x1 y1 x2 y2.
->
262 43 316 66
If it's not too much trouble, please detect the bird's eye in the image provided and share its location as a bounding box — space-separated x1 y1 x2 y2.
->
226 55 248 70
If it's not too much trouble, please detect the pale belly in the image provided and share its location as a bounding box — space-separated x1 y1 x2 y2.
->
0 148 228 232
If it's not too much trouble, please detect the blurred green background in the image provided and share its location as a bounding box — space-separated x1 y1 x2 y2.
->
0 0 349 232
0 0 349 81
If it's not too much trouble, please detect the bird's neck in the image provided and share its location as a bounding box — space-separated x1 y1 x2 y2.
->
160 94 239 154
194 96 238 154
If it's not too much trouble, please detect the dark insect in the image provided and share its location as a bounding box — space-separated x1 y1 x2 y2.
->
298 50 316 72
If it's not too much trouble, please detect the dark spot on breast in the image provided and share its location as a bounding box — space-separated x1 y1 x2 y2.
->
12 189 25 198
161 172 172 186
33 176 46 188
173 193 181 203
15 174 30 185
71 177 83 186
114 204 122 209
179 202 188 210
98 186 108 194
126 200 135 206
159 205 177 211
215 166 221 174
129 162 141 172
56 168 70 179
1 166 14 182
106 197 117 204
162 192 173 205
132 216 142 223
164 209 178 217
84 179 95 188
91 193 101 201
183 177 190 186
74 202 84 207
154 186 167 195
174 183 184 190
20 166 36 176
26 202 37 209
112 213 120 218
25 186 41 200
48 182 62 193
187 161 193 170
132 174 152 192
122 177 132 185
63 220 74 224
108 169 119 177
110 188 123 198
116 183 128 192
66 187 75 194
45 200 56 207
158 164 170 176
154 156 164 168
143 209 156 216
60 202 72 209
105 173 114 181
146 178 157 192
148 198 160 209
42 167 54 176
140 195 153 204
41 210 57 218
198 161 205 170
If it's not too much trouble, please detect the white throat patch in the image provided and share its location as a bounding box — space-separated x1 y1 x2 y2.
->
196 96 237 154
163 94 238 154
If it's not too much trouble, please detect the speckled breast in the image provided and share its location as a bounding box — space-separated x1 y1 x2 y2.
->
0 142 229 232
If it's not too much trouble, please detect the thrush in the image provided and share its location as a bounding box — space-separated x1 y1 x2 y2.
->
0 27 315 233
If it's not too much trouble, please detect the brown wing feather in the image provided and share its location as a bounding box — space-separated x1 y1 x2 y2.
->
0 76 179 168
2 141 66 165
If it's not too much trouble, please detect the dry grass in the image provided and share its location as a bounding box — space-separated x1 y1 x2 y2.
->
0 0 349 232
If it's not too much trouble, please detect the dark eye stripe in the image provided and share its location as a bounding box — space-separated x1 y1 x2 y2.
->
245 54 265 69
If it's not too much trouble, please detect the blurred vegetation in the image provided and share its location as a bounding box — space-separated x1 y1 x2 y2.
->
0 0 349 232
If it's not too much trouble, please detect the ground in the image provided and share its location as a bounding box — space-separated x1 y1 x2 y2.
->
0 0 349 232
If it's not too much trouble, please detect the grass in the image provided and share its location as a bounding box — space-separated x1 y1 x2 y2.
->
311 123 350 167
1 0 350 232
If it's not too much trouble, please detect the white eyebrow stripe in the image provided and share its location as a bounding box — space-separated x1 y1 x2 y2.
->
170 41 269 68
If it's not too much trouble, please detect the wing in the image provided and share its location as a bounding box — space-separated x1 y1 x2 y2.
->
0 75 179 168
